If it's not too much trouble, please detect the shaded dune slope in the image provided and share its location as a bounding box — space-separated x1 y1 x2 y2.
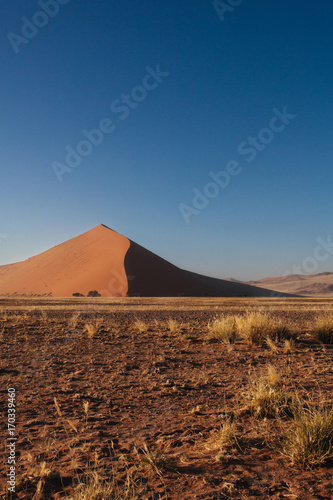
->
125 240 281 297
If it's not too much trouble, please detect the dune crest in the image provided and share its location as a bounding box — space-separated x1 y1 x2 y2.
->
0 225 130 297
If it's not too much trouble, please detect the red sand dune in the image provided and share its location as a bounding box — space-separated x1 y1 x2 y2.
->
0 225 286 297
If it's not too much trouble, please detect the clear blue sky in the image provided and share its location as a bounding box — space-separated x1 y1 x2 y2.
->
1 0 333 280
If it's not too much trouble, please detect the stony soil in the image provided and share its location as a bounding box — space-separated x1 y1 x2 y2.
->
0 297 333 499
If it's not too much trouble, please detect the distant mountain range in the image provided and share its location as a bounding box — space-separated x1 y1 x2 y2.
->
242 273 333 296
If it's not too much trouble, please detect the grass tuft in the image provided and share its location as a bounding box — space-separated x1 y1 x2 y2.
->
70 312 81 329
135 443 174 477
207 316 238 343
133 318 147 333
248 367 293 418
283 338 294 354
283 405 333 468
84 320 100 338
315 316 333 343
265 336 280 353
266 364 281 386
167 318 181 334
206 418 243 456
236 311 292 346
64 471 139 499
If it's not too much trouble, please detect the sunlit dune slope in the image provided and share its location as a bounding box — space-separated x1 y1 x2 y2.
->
0 225 130 297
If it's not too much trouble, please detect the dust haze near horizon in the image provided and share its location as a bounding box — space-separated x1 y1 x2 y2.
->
1 1 333 281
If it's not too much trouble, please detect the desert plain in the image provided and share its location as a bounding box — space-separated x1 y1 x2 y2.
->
1 296 333 499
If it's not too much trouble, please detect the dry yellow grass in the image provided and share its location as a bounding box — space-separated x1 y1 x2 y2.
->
283 339 294 354
207 316 238 343
315 315 333 343
248 366 293 418
84 320 101 338
64 471 140 500
135 443 174 477
207 312 292 347
205 419 242 457
236 311 292 346
266 364 281 386
265 336 280 353
284 405 333 468
69 312 81 328
167 318 182 334
54 397 62 417
133 318 148 333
